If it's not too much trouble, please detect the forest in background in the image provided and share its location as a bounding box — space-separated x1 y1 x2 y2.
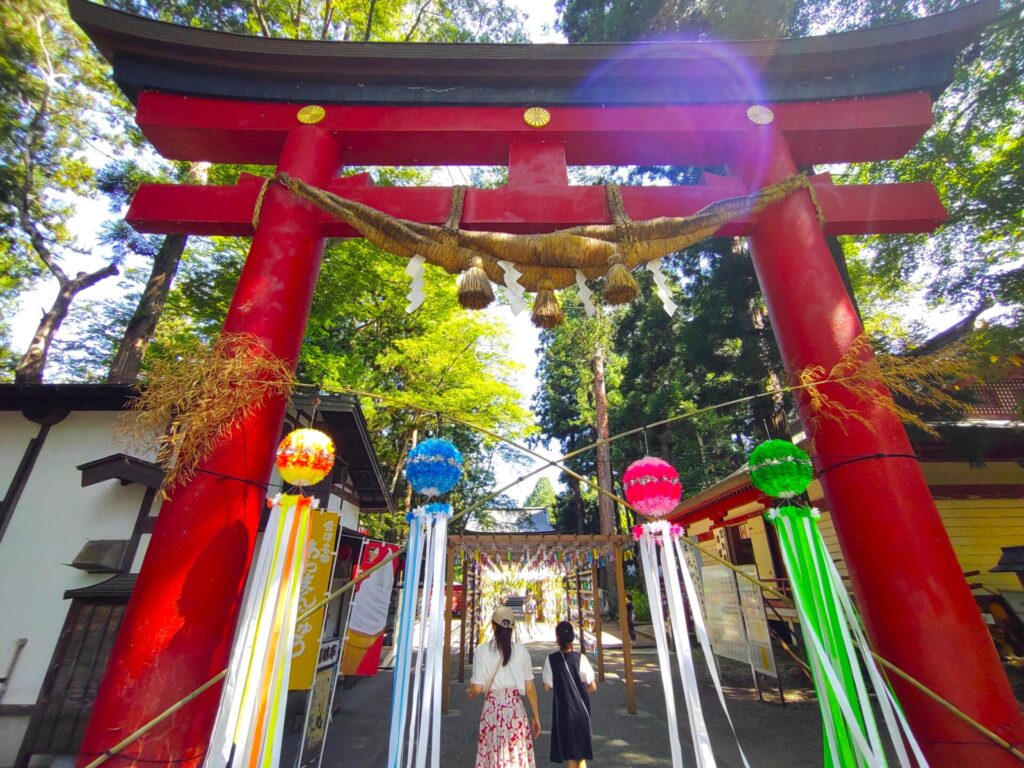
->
1 0 1020 540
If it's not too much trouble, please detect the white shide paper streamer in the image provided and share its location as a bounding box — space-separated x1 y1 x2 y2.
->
645 258 678 317
498 260 528 316
406 255 426 313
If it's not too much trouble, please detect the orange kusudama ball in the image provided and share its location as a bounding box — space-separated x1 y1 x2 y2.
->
275 428 336 487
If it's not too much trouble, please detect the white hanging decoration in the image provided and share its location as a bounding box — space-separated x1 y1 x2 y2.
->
635 520 756 768
405 255 426 313
388 503 452 768
575 270 596 318
645 258 678 317
497 260 528 316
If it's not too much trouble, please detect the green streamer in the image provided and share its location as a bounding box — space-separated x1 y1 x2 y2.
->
768 506 883 768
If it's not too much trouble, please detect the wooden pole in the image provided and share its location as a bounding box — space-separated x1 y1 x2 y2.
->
470 559 480 658
575 568 585 651
442 544 455 714
458 554 469 682
614 545 636 714
592 561 605 682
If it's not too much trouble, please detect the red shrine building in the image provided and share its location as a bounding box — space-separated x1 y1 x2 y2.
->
2 1 1016 767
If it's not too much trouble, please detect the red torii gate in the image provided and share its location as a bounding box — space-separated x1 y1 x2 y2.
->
68 1 1022 767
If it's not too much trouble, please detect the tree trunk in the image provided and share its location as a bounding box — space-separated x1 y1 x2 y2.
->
591 347 615 536
571 476 584 534
15 264 118 384
107 234 188 384
15 289 74 384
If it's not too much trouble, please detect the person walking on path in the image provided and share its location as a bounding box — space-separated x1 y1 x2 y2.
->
468 607 542 768
524 592 538 637
542 621 596 768
625 594 637 643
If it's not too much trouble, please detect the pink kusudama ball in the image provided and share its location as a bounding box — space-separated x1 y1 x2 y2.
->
623 457 683 519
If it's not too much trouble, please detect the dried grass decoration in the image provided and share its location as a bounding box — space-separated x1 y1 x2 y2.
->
121 333 297 492
798 334 981 437
275 172 812 326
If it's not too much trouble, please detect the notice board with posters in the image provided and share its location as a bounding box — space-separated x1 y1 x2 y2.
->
702 563 777 677
702 564 750 665
736 564 777 677
340 540 400 675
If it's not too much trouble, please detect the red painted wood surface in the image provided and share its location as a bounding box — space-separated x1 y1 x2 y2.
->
75 125 344 768
127 169 945 239
135 90 934 167
729 123 1024 767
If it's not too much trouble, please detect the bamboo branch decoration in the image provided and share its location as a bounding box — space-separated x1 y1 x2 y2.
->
119 333 296 492
276 172 812 325
799 335 979 437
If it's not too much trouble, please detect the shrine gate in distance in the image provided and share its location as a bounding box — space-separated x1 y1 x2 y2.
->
66 1 1022 766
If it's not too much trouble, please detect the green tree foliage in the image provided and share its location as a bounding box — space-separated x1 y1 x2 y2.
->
107 0 528 42
0 0 135 381
524 477 557 511
837 1 1024 351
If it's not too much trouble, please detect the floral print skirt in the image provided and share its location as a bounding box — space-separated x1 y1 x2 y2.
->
475 688 536 768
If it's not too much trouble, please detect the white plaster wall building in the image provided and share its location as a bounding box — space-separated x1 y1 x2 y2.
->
0 386 392 768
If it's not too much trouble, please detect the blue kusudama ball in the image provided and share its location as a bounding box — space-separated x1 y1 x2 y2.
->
405 438 463 497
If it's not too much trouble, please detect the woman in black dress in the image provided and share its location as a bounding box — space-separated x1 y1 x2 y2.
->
541 621 597 768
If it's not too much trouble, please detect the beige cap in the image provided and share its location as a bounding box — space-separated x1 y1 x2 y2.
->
491 606 515 628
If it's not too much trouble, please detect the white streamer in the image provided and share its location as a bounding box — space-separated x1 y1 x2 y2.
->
575 270 596 317
406 255 426 313
638 528 685 768
655 522 715 767
498 260 528 316
645 258 678 317
673 539 752 768
406 518 434 768
388 513 425 768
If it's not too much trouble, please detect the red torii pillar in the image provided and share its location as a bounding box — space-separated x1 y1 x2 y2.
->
75 95 1024 768
76 125 343 768
730 125 1024 766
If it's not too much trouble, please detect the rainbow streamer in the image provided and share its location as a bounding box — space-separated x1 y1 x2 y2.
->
206 494 314 768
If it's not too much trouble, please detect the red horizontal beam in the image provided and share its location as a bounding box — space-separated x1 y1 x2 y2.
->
135 91 934 167
126 173 945 237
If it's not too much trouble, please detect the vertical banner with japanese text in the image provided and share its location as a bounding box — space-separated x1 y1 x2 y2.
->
290 505 341 690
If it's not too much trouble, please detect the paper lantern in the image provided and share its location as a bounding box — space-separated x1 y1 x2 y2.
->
749 439 813 498
405 438 463 497
275 428 335 487
623 456 682 519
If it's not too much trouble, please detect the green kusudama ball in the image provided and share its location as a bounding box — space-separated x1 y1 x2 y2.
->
749 439 813 498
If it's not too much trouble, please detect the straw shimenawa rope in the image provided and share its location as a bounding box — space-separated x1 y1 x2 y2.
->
275 172 812 324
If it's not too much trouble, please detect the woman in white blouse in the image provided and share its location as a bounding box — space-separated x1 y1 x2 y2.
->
468 607 542 768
